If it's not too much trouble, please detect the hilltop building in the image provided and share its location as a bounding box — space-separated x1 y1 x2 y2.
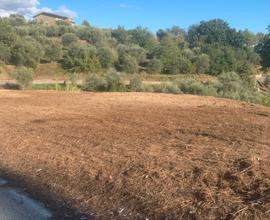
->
33 12 75 26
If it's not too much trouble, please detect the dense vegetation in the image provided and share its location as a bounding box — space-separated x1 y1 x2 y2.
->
0 14 269 104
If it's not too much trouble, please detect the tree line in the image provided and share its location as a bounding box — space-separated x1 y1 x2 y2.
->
0 15 269 80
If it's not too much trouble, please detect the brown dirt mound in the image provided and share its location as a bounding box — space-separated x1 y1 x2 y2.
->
0 91 269 219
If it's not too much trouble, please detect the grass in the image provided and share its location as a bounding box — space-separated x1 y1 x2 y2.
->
122 72 217 82
30 83 80 92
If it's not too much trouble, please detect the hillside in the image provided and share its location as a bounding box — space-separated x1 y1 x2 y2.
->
0 91 269 219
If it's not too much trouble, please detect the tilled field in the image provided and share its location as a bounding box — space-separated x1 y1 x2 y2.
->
0 90 269 220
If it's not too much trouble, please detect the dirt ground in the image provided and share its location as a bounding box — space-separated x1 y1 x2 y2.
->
0 91 269 220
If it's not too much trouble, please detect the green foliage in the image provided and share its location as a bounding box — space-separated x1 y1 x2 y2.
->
0 15 268 100
12 66 34 89
105 69 126 91
256 34 270 68
130 27 157 51
77 26 104 44
61 33 78 46
118 55 139 73
83 69 125 92
128 45 147 64
83 74 108 91
112 26 130 44
147 58 163 74
188 19 244 48
265 75 270 88
82 20 91 27
176 79 210 95
129 74 143 91
194 54 210 74
62 43 101 74
0 44 11 63
217 72 242 97
0 19 16 45
97 47 115 68
11 37 43 68
43 40 63 62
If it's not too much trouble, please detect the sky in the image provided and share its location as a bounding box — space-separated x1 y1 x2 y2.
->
0 0 269 33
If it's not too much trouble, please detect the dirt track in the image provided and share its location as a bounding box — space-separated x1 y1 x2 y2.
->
0 91 269 219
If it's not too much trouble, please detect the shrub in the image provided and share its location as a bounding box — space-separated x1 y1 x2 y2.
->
97 47 115 68
12 66 34 89
147 58 163 74
150 83 181 94
129 74 143 91
265 75 270 88
141 84 154 93
217 72 243 99
83 69 125 92
151 83 169 93
165 84 181 94
61 33 78 46
119 55 139 73
176 79 207 95
83 74 107 91
105 69 126 92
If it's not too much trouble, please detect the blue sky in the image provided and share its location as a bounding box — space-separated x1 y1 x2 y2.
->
1 0 269 33
37 0 269 33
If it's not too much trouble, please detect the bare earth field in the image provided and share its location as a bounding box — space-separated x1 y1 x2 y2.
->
0 91 269 220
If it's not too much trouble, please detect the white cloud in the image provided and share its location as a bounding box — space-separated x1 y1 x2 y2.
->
120 4 128 8
54 5 77 19
119 3 140 10
0 0 76 19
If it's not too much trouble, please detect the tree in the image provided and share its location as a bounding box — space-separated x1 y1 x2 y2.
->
127 45 147 64
8 14 26 26
12 66 34 89
62 43 101 76
147 58 163 74
118 55 138 73
130 27 158 51
157 26 186 47
0 19 16 46
255 34 270 68
61 33 78 46
157 37 194 74
0 44 11 63
43 40 63 62
77 26 104 44
217 72 242 98
97 47 115 68
188 19 231 47
194 54 210 74
11 37 43 68
82 20 91 27
112 26 130 44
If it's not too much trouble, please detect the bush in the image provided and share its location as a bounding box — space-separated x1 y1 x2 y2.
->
151 83 169 93
150 83 181 94
119 55 139 73
217 72 242 98
165 84 181 94
83 74 107 91
129 74 143 91
176 79 208 95
105 69 126 91
83 69 125 92
61 33 78 46
265 75 270 88
97 47 115 68
12 66 34 89
147 58 163 74
141 84 154 93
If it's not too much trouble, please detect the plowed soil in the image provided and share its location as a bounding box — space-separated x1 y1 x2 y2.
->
0 90 269 220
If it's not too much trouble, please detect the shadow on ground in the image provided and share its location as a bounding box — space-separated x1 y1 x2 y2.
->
0 169 95 220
